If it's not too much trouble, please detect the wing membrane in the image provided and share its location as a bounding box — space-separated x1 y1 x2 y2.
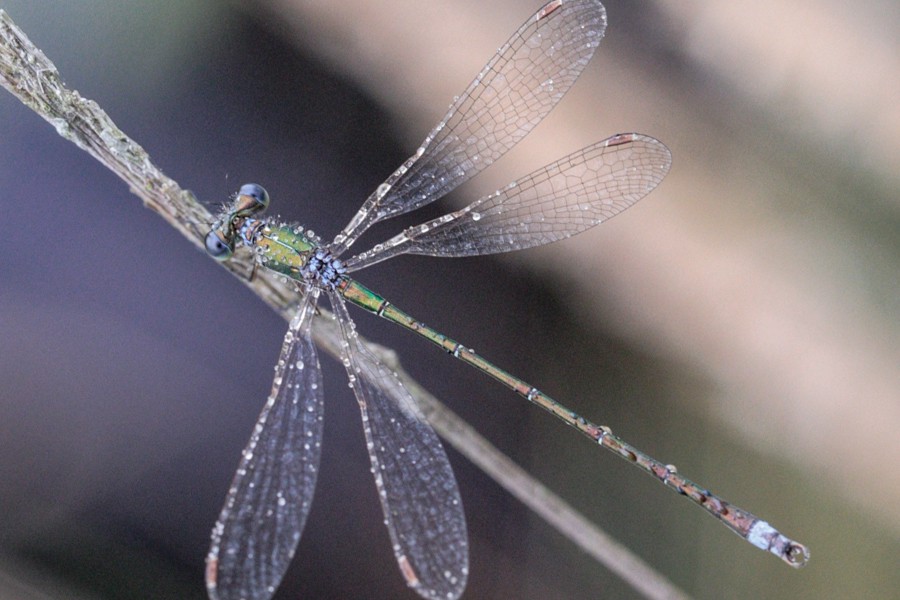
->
346 133 670 270
207 291 324 600
330 0 607 256
327 291 468 600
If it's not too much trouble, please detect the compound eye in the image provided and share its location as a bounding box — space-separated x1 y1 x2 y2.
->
205 229 234 261
235 183 270 216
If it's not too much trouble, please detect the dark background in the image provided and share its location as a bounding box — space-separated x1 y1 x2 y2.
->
1 1 897 599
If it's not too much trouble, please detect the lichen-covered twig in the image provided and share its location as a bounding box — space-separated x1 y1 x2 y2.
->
0 10 689 600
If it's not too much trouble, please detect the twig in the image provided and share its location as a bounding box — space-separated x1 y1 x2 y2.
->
0 10 690 600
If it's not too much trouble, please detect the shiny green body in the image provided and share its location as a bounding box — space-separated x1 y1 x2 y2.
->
251 222 808 567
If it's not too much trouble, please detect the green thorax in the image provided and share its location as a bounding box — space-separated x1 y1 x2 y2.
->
253 221 318 279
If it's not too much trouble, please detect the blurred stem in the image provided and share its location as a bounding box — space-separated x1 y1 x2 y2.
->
0 10 689 600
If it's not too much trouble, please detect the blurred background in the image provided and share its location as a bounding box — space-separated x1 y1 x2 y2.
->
0 0 897 598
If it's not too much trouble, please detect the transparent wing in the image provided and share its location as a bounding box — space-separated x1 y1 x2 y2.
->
345 133 670 270
327 290 468 600
329 0 607 256
207 290 324 600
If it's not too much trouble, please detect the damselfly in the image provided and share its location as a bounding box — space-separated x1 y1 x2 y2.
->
203 2 808 599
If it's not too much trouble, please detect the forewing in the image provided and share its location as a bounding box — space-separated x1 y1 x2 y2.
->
327 291 468 600
346 134 670 269
207 291 324 600
330 0 607 256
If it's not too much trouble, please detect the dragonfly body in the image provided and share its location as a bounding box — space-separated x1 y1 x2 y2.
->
202 2 807 600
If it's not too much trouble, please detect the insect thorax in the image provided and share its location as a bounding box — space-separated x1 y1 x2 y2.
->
247 219 346 288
